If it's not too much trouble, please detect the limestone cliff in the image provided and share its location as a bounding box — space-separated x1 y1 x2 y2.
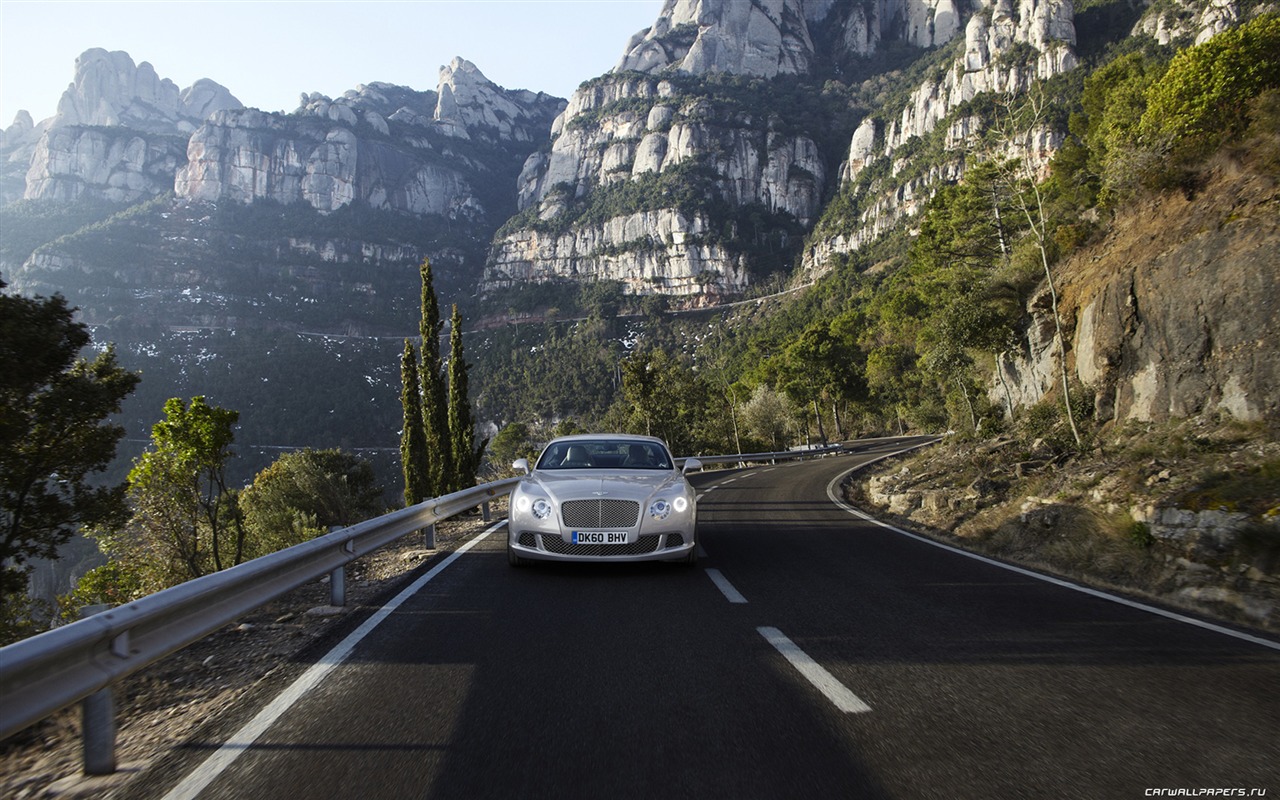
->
803 0 1077 276
10 49 241 203
175 59 563 219
805 0 1255 279
482 0 1079 300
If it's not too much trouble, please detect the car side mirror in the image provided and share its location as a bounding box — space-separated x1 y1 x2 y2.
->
682 458 702 474
512 458 530 475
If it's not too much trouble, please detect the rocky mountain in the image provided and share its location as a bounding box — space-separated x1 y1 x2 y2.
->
4 53 566 314
1 50 566 493
480 0 1079 300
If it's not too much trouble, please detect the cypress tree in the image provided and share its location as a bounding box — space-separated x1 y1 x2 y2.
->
399 339 429 506
418 258 452 496
446 304 478 491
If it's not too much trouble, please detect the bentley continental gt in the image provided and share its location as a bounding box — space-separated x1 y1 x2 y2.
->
507 434 701 566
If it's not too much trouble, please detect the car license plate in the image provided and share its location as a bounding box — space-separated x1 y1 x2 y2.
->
572 531 628 545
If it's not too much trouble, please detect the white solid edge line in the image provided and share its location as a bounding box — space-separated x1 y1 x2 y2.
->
758 626 871 714
161 521 505 800
705 568 748 604
824 465 1280 653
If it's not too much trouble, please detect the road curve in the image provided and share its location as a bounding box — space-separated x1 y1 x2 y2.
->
125 440 1280 799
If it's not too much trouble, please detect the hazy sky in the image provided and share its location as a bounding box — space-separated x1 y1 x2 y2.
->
0 0 664 125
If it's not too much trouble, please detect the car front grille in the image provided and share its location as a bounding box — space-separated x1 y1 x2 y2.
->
540 534 662 557
663 533 685 548
560 499 640 529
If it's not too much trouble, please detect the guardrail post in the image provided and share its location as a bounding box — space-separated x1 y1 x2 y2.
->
481 501 491 522
82 688 116 774
330 565 345 607
77 603 116 775
424 523 436 549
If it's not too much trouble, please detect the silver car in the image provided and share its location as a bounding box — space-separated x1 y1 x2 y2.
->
507 434 701 567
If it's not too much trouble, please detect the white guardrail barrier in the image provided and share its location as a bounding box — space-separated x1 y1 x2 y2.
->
0 444 848 772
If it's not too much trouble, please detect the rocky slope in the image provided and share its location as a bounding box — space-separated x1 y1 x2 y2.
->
1002 158 1279 425
852 417 1280 632
845 148 1280 632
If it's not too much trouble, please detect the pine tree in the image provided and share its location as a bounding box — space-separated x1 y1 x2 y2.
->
418 258 452 496
399 339 429 506
446 304 478 492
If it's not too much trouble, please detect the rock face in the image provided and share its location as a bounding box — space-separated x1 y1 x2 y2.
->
998 163 1279 425
804 0 1077 277
1133 0 1240 45
11 49 242 203
616 0 815 78
50 49 240 133
175 60 563 218
485 0 875 299
485 208 750 296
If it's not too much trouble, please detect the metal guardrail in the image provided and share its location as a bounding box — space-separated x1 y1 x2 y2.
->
679 444 845 467
0 442 852 771
0 479 517 750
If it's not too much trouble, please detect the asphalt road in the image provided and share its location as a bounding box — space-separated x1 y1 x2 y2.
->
137 439 1280 799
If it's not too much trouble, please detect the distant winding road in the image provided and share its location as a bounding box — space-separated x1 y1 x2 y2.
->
123 438 1280 799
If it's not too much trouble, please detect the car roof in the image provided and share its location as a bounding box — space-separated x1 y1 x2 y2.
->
544 433 669 447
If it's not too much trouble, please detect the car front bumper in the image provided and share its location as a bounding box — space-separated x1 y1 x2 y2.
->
510 530 695 563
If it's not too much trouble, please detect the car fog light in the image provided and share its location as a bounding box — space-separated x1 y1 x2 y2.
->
532 499 553 520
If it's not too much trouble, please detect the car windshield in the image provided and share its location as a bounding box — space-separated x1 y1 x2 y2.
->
536 440 674 471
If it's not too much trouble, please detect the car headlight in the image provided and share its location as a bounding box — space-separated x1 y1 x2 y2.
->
649 499 672 520
531 498 553 520
673 496 689 513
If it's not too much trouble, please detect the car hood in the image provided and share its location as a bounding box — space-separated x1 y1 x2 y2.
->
529 471 683 503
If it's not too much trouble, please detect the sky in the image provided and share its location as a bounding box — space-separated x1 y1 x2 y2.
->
0 0 665 125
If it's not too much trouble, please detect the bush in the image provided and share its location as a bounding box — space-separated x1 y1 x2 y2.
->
1140 14 1280 170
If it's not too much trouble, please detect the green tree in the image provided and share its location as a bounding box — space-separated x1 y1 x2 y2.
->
0 284 139 618
241 448 383 555
489 423 536 472
615 349 721 455
446 304 481 492
418 258 452 496
110 397 244 585
399 339 429 505
741 384 797 451
1074 49 1169 207
621 350 664 438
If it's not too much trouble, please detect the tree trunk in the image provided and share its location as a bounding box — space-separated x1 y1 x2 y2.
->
996 350 1016 420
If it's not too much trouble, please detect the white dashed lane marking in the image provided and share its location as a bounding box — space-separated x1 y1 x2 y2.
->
705 568 748 604
758 626 872 714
